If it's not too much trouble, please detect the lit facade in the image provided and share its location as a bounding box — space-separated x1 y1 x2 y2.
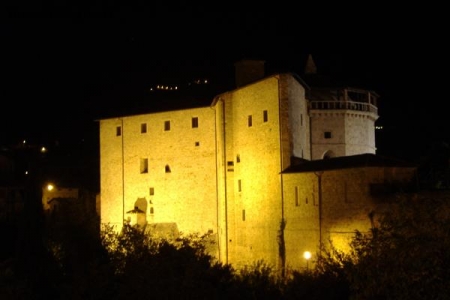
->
99 60 417 271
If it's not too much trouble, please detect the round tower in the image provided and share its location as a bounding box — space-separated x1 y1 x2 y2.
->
304 55 379 160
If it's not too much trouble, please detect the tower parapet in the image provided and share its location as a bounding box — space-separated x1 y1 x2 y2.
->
303 55 379 160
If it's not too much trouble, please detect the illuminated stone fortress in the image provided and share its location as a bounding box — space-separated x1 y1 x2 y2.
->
99 57 416 271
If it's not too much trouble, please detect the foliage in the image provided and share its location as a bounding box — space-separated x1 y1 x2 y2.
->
347 194 450 300
312 193 450 300
100 224 239 299
3 192 450 299
235 260 283 299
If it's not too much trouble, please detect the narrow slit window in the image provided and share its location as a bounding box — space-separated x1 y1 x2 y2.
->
164 120 171 131
150 207 154 214
238 179 242 192
149 187 154 196
165 165 171 173
116 126 122 136
141 123 147 133
295 186 299 207
301 114 303 126
140 158 148 174
248 115 252 127
242 209 246 221
192 117 198 128
324 131 332 139
263 110 268 122
236 155 240 163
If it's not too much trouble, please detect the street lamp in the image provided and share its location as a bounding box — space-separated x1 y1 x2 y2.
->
303 251 312 270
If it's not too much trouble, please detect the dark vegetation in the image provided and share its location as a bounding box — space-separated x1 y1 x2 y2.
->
1 192 450 300
0 141 449 299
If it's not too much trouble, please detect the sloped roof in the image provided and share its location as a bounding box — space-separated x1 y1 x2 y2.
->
282 153 418 174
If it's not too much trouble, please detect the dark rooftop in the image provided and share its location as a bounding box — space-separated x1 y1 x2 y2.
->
282 153 418 173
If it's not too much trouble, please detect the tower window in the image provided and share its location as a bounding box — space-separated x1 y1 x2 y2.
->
263 110 268 122
140 158 148 174
192 117 198 128
295 186 299 207
141 123 147 133
324 131 332 139
164 120 171 131
242 209 246 221
248 115 252 127
150 207 154 214
236 155 240 163
195 141 200 147
149 187 154 196
116 126 122 136
238 179 242 192
165 165 171 173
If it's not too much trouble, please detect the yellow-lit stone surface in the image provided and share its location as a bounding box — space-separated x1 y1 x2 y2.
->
99 68 414 272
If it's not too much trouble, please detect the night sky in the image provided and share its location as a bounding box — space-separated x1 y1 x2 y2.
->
1 6 447 162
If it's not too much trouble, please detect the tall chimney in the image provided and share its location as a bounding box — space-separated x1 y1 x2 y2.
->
234 59 265 88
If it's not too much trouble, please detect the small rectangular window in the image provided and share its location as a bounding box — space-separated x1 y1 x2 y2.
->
248 115 252 127
263 110 268 122
116 126 122 136
238 179 242 192
140 158 148 174
164 120 171 131
295 186 299 207
165 165 171 173
141 123 147 133
195 141 200 147
242 209 246 221
301 114 303 126
324 131 332 139
149 187 154 196
192 117 198 128
227 161 234 166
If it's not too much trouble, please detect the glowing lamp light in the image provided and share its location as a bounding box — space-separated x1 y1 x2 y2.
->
303 251 312 270
47 184 55 192
303 251 312 260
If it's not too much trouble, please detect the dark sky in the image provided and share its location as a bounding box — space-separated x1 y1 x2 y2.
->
1 6 447 161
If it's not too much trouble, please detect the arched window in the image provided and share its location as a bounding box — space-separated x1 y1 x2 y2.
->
323 150 335 159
